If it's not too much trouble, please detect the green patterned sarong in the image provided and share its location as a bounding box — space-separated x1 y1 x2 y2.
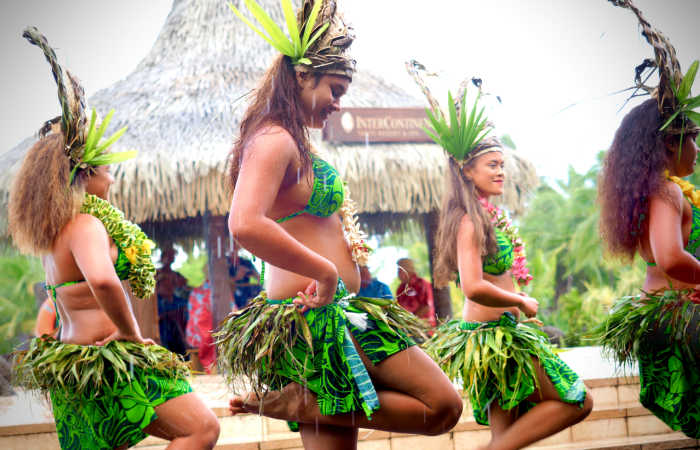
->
595 292 700 437
51 366 192 449
12 338 192 449
424 312 586 425
215 279 415 429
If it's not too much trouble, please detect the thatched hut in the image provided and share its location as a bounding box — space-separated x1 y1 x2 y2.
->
0 0 537 326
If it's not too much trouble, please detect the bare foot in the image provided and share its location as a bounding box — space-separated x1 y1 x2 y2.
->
228 383 318 422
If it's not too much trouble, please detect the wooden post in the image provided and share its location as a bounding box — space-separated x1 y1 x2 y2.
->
204 213 233 349
126 286 160 343
423 211 453 320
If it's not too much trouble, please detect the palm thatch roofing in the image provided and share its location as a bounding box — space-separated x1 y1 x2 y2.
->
0 0 537 241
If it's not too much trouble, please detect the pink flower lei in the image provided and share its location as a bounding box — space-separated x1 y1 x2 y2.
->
478 197 533 286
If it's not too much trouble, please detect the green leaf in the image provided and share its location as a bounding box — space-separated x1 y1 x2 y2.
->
305 22 329 54
244 0 294 55
281 0 301 57
660 110 681 131
93 126 128 155
228 2 290 55
678 60 699 101
89 150 137 166
685 110 700 125
301 0 323 47
83 110 99 160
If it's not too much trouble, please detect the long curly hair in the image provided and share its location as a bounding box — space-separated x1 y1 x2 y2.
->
9 133 86 255
433 156 498 288
228 55 321 192
598 98 676 260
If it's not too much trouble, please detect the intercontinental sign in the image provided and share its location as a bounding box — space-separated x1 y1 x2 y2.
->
322 108 433 143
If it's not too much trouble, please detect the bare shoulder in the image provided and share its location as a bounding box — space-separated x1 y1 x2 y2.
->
457 213 476 236
245 125 299 163
64 213 109 240
651 179 684 210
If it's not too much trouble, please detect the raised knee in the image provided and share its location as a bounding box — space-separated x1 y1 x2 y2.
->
425 394 464 436
197 413 220 448
580 392 594 419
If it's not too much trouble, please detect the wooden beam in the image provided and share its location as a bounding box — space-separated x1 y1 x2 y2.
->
204 213 233 348
423 211 453 320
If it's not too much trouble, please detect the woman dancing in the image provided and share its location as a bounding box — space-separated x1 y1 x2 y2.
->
10 28 219 450
596 0 700 438
216 1 462 449
410 65 592 450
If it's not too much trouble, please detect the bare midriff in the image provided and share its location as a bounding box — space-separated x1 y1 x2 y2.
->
265 212 360 299
463 271 520 323
45 243 121 345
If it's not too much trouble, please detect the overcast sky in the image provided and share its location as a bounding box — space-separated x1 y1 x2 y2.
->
1 0 698 183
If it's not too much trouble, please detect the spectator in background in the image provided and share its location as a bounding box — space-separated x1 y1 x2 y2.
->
396 258 437 327
186 279 216 373
156 245 190 355
228 253 261 309
357 265 392 299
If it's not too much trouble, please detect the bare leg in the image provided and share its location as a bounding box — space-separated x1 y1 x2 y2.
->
230 346 463 436
481 358 593 450
143 392 220 450
300 422 358 450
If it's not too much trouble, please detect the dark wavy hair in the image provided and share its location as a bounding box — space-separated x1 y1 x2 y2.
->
598 98 678 259
228 55 321 191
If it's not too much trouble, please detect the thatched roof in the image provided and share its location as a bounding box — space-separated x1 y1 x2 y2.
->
0 0 537 239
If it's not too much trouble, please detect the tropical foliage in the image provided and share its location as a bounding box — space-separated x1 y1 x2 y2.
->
0 247 44 355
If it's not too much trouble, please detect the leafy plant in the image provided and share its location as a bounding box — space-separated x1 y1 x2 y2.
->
228 0 328 65
661 60 700 131
423 89 491 161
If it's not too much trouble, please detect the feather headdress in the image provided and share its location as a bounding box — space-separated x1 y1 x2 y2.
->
610 0 699 135
405 59 499 166
229 0 355 79
23 26 136 184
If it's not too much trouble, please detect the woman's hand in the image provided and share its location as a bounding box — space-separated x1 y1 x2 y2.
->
95 330 155 346
293 270 338 313
517 293 539 318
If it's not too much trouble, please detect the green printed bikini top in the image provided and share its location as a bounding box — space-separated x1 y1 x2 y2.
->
45 247 131 298
648 203 700 266
482 228 515 276
276 155 345 223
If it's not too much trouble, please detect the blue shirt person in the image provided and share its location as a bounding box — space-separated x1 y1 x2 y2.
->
357 265 392 299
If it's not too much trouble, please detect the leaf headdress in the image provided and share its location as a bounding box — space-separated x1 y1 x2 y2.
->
405 60 499 166
609 0 700 136
229 0 355 79
22 27 136 184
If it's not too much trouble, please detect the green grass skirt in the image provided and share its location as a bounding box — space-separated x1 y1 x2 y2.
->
594 291 700 437
424 312 586 425
13 338 191 449
214 280 419 426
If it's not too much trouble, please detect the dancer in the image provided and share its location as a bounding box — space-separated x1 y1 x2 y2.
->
216 1 462 449
410 64 592 450
10 28 219 449
595 0 700 438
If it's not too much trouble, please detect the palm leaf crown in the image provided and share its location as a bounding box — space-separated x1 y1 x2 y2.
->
23 27 136 184
406 60 494 164
609 0 699 136
229 0 355 78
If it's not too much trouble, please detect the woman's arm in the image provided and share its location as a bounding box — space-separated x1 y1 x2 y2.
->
228 127 338 305
649 184 700 284
456 215 538 316
68 214 149 344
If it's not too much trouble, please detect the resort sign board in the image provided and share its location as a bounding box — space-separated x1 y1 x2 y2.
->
322 108 433 144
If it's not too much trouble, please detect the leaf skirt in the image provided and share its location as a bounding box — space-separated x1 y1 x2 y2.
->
424 312 586 425
594 291 700 437
214 279 419 423
13 338 191 449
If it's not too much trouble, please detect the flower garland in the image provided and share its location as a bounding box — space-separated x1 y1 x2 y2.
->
81 194 156 298
479 197 533 286
666 172 700 208
338 185 372 266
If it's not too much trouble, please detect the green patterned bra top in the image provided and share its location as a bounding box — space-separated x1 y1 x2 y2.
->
648 203 700 266
276 155 345 223
482 228 515 275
